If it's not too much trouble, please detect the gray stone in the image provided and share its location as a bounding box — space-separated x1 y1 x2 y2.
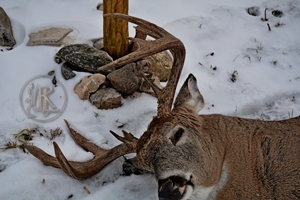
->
89 88 122 109
61 62 76 80
27 27 73 46
92 37 104 50
48 70 55 76
74 74 106 100
137 50 172 82
125 91 141 99
272 10 283 18
139 73 162 97
0 7 16 47
55 44 113 74
247 7 260 16
107 63 140 95
97 4 103 11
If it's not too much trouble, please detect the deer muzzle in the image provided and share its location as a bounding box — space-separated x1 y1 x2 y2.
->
158 176 194 200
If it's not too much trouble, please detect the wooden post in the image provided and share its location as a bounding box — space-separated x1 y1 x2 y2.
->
103 0 129 59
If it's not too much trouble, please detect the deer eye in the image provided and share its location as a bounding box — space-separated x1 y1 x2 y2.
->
170 128 184 146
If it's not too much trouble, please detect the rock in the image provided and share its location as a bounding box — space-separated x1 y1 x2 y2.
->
92 37 104 50
61 62 76 80
272 10 283 18
74 74 106 100
27 27 73 46
137 50 172 82
139 73 162 97
0 7 16 47
48 70 55 76
55 44 113 74
247 7 260 16
125 91 141 99
97 4 103 11
107 63 140 95
89 88 122 109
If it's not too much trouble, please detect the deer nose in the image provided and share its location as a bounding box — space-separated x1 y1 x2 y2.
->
158 176 189 200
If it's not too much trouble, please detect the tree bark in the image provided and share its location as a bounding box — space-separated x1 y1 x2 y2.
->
103 0 129 59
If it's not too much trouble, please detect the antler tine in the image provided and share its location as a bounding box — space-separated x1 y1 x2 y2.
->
53 142 78 178
63 119 105 154
24 143 60 168
98 13 186 116
24 120 138 180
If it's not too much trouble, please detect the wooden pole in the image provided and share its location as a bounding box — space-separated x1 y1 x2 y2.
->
103 0 129 59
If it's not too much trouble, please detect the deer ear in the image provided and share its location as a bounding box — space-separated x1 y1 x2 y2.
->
173 74 205 113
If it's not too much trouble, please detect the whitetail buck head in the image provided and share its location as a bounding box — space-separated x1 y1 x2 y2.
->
25 14 300 200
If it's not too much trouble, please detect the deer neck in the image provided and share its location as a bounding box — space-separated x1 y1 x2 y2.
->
201 114 259 198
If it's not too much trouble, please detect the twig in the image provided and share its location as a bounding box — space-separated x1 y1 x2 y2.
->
275 22 285 27
264 8 268 20
206 52 214 57
233 54 239 62
229 70 238 82
267 23 271 31
84 186 91 194
261 8 268 21
243 55 251 61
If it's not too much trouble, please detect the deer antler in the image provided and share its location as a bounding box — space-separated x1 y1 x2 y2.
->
24 120 138 180
24 14 186 179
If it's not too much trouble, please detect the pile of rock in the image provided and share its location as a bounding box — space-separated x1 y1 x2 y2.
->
56 43 173 109
0 6 173 110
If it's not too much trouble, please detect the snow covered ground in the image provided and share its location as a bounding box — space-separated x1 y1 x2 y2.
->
0 0 300 199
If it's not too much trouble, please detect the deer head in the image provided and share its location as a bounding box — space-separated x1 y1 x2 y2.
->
131 73 224 200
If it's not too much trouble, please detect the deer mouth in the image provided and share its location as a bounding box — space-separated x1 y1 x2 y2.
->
158 176 194 200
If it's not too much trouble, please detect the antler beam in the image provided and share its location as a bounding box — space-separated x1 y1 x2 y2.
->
24 120 138 180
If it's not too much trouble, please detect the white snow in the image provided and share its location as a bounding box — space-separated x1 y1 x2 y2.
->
0 0 300 199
